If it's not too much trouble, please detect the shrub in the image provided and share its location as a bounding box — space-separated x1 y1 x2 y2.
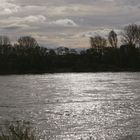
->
0 121 38 140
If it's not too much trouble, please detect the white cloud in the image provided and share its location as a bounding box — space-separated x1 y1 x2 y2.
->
23 15 46 23
0 15 46 25
49 19 78 27
1 23 30 30
79 28 121 38
0 0 20 15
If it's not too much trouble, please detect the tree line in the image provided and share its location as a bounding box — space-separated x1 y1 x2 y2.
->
0 24 140 74
90 24 140 48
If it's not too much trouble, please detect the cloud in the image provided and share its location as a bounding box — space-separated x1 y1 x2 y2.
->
117 0 140 6
76 28 122 39
1 24 30 30
0 15 46 25
0 0 140 48
0 0 20 15
49 19 78 27
23 15 46 23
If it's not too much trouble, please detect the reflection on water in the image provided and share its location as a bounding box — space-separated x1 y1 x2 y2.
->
0 73 140 140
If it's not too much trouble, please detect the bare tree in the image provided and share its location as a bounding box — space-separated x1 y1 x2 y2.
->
0 35 11 46
90 36 107 49
108 30 118 48
122 24 140 47
18 36 38 48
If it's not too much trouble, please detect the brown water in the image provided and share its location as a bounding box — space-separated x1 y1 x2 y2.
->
0 73 140 140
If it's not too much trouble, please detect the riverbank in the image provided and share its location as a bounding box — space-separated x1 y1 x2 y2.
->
0 68 139 75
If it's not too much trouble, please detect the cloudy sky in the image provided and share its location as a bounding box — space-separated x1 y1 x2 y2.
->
0 0 140 48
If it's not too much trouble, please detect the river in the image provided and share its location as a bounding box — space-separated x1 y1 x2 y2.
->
0 73 140 140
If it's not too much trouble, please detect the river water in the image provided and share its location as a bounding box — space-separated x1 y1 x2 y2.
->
0 73 140 140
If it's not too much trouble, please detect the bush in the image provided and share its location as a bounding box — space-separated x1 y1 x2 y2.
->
0 121 38 140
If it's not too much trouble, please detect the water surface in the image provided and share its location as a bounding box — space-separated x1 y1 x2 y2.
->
0 73 140 140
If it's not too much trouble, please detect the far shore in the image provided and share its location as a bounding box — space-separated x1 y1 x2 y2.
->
0 68 140 76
